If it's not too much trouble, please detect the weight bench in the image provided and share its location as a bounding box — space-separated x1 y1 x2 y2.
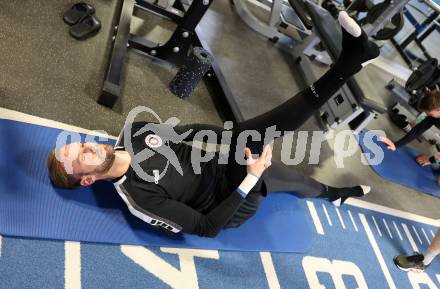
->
99 0 244 123
290 1 388 133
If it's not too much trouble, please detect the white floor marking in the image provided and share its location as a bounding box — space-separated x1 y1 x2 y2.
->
122 246 218 289
359 214 397 289
335 207 346 229
322 204 333 226
437 274 440 284
260 252 281 289
393 221 403 241
371 216 382 237
382 219 393 239
0 107 117 140
430 230 436 238
307 201 324 235
65 241 81 289
402 223 419 252
412 225 423 245
421 228 431 243
344 199 440 227
348 210 358 232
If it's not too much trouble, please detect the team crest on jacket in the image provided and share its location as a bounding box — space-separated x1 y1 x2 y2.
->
145 134 163 148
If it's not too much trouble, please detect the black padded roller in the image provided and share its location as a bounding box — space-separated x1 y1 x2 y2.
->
169 47 214 99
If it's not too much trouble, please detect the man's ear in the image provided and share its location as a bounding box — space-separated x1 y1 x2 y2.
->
80 175 96 187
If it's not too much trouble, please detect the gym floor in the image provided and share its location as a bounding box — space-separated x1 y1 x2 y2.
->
0 0 439 287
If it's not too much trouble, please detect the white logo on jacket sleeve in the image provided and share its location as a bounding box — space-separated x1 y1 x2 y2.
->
145 134 163 148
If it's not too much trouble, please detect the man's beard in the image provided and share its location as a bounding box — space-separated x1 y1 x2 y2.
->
94 145 116 174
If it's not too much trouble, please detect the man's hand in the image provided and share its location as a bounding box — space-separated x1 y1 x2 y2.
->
416 154 431 166
245 145 273 177
437 176 440 186
379 136 396 151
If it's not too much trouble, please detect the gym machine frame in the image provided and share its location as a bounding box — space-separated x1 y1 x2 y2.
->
99 0 244 123
390 7 439 68
232 0 313 42
290 0 411 134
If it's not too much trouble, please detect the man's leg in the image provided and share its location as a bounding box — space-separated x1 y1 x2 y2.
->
263 162 370 206
225 12 379 195
233 12 380 151
394 228 440 271
425 229 440 264
225 161 372 228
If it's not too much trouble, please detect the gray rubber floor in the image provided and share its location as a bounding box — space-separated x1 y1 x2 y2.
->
0 0 223 136
1 0 439 219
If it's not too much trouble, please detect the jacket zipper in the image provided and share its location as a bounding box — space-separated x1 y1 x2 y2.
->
153 170 160 184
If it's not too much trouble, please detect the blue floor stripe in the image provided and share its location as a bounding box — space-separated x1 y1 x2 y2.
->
0 198 438 289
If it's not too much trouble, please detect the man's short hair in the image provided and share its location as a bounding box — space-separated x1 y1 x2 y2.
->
47 150 81 189
418 90 440 112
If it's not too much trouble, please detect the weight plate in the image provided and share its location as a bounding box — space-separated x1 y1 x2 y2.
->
375 11 404 40
406 58 439 92
364 2 404 40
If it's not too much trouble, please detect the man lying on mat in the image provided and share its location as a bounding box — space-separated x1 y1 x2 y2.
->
380 90 440 185
47 12 378 237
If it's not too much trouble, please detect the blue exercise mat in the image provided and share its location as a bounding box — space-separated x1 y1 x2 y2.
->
0 119 313 252
357 130 440 197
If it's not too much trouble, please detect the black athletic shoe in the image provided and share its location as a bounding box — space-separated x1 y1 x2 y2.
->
331 185 371 207
393 253 429 272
